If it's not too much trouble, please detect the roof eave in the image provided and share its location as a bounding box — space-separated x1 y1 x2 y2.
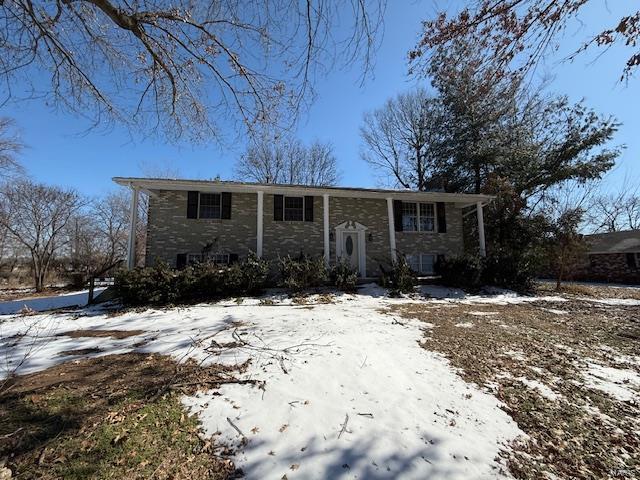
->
112 177 495 203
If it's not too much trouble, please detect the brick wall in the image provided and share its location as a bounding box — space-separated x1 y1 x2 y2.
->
146 190 467 276
146 190 257 267
573 253 640 285
395 202 464 258
262 194 324 259
328 196 392 277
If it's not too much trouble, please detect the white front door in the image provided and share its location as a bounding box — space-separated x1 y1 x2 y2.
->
342 232 359 271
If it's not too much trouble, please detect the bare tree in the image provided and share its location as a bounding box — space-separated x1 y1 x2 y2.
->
410 1 640 83
587 186 640 233
0 180 85 291
69 191 129 278
0 117 23 179
1 0 384 142
236 138 339 185
360 88 446 190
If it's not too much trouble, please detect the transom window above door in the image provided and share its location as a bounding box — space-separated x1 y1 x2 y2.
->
284 196 304 221
402 202 436 232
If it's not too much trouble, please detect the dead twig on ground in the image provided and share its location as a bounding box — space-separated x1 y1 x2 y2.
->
337 413 350 439
226 417 246 440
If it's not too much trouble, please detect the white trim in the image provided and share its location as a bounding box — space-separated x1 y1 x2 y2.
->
386 198 397 263
126 187 139 270
113 177 494 204
477 201 486 257
196 192 223 219
256 191 264 257
335 221 367 277
323 194 330 266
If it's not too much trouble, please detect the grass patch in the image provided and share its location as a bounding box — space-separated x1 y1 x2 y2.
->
0 353 243 479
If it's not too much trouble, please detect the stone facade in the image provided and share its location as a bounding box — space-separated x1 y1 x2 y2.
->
146 189 468 277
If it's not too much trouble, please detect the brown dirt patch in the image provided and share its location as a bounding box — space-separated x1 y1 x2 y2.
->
58 329 145 339
389 298 640 480
59 347 103 356
0 353 248 479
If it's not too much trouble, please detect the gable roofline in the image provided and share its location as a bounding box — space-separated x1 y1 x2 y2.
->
112 177 494 205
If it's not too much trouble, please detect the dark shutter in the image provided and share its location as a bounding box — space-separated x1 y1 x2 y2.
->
304 196 314 222
393 200 403 232
229 253 239 264
274 194 284 221
221 192 232 219
187 191 199 219
176 253 187 270
436 202 447 233
627 253 637 269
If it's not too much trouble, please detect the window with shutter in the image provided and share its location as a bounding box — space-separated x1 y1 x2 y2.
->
304 196 314 222
199 193 221 219
187 191 199 218
399 202 437 232
274 195 284 221
436 202 447 233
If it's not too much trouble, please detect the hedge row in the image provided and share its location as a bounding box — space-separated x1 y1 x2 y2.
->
114 254 358 306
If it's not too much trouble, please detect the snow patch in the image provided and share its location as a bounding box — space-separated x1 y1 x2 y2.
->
583 362 640 402
516 377 560 401
541 308 568 315
581 297 640 306
455 322 474 328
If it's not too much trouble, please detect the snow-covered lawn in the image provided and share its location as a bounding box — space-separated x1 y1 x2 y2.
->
1 283 638 479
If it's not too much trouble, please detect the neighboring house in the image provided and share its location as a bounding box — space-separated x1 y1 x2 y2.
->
575 230 640 284
113 178 492 278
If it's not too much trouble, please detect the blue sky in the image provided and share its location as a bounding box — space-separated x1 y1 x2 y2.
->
2 1 638 197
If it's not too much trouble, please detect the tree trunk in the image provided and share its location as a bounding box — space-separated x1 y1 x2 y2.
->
556 250 565 291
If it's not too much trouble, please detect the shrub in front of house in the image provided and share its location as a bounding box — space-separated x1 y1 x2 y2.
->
435 256 483 290
278 254 327 292
380 256 417 296
114 261 180 306
330 260 358 293
481 250 536 292
114 254 271 306
432 252 535 292
225 253 270 295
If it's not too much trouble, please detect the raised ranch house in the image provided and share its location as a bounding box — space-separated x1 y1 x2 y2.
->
114 178 493 278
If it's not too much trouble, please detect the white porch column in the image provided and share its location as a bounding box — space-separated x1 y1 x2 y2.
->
477 201 486 257
126 186 139 270
323 194 330 266
386 197 397 263
256 191 264 257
